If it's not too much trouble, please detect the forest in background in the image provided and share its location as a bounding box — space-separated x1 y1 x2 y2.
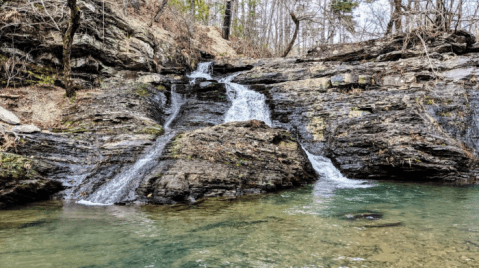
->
157 0 479 57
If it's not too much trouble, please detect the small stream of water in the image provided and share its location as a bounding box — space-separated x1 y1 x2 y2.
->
77 132 176 206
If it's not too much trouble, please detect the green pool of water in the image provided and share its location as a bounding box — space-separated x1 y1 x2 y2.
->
1 181 478 267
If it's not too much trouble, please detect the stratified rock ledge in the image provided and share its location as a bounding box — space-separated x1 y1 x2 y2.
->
136 120 316 204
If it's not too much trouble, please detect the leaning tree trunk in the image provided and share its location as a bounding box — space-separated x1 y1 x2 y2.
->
149 0 169 27
63 0 81 98
282 12 300 58
222 0 232 40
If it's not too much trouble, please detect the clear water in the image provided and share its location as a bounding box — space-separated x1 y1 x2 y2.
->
1 182 478 267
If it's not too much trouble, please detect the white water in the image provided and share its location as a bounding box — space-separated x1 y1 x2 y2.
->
164 85 184 130
217 64 370 196
303 149 373 197
78 132 176 206
187 62 213 84
221 73 272 126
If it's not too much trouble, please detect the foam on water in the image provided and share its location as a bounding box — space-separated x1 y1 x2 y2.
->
221 73 272 126
303 148 373 197
187 62 213 84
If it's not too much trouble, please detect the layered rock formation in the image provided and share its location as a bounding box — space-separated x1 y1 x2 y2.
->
2 28 479 208
214 30 479 182
136 120 315 204
0 0 231 88
0 152 63 208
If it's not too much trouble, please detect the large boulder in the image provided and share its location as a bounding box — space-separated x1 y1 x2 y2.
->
136 120 316 204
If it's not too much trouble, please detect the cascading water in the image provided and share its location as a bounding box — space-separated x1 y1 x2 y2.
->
77 132 176 206
78 62 369 206
164 85 184 130
221 73 272 126
220 66 371 196
303 149 373 197
188 62 213 84
77 63 216 206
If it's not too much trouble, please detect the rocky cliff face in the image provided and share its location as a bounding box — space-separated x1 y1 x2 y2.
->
214 31 479 182
2 77 235 201
0 0 232 88
2 28 479 208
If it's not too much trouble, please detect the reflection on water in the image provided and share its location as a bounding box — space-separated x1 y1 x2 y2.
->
1 181 479 267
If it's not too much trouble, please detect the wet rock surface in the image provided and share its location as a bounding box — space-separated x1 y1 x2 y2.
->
214 31 479 182
136 120 316 204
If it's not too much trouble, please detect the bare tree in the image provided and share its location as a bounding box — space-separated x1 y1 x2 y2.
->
223 0 233 39
283 11 300 57
190 0 195 22
63 0 81 98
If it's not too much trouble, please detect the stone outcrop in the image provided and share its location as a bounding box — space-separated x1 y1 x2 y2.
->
0 152 63 208
11 125 41 133
213 30 479 182
3 28 479 208
0 0 226 88
136 120 316 204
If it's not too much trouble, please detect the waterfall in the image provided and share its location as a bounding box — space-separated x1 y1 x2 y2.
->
77 132 176 206
221 73 272 126
77 62 370 206
188 62 213 84
303 149 373 197
164 85 184 130
77 62 214 206
219 66 371 197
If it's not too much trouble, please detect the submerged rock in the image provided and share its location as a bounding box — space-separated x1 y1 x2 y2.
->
136 120 316 204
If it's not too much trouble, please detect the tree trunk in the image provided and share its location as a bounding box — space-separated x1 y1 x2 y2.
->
435 0 446 31
282 12 299 58
394 0 402 33
385 0 402 36
223 0 232 39
63 0 81 98
149 0 169 27
190 0 195 22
